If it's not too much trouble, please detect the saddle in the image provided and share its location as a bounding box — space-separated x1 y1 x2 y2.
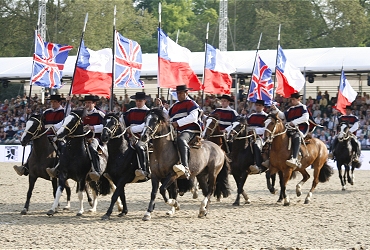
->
189 135 203 149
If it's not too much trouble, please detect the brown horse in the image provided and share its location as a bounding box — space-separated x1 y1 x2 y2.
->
140 108 229 220
264 113 333 205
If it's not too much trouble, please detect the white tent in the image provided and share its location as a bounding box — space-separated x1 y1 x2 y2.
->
1 47 370 80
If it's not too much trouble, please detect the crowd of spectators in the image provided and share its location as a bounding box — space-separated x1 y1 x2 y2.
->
1 88 370 150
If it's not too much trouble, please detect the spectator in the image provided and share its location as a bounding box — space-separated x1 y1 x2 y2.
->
312 105 321 118
4 126 16 143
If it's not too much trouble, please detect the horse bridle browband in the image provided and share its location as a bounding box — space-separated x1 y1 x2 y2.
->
103 115 127 139
264 118 287 143
25 116 50 140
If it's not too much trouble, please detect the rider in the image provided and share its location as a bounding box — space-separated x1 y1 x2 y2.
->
124 92 150 181
44 95 105 181
211 94 238 152
247 99 268 174
271 92 309 169
169 85 202 179
329 105 361 164
13 94 69 176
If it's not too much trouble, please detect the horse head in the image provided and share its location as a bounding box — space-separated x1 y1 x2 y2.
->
141 108 169 144
338 122 350 141
227 116 247 141
56 109 85 140
202 113 220 139
264 113 285 142
21 113 44 146
101 113 126 143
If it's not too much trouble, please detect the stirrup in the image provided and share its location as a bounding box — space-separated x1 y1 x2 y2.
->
135 169 147 181
46 167 58 178
286 158 299 169
88 171 101 182
249 165 260 174
261 160 270 168
13 165 25 176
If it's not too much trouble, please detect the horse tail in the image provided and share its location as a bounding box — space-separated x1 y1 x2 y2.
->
214 154 231 199
319 162 334 183
177 178 194 194
98 174 112 196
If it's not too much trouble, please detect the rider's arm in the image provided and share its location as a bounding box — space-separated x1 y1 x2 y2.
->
174 109 198 127
291 112 309 126
130 123 145 134
350 121 359 133
93 124 103 133
53 120 63 131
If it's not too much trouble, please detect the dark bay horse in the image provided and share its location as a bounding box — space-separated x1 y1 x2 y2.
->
333 122 361 190
264 114 333 205
17 114 71 214
226 116 277 205
47 110 100 216
140 108 229 220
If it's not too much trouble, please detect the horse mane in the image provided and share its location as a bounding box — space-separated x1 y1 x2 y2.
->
105 112 120 120
208 113 220 119
29 113 42 120
71 109 85 118
148 108 169 123
267 113 279 121
235 116 247 125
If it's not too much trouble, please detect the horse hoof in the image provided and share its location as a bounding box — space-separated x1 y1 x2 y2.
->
304 199 310 204
216 198 221 202
192 193 198 199
296 191 302 197
88 209 96 213
117 212 127 217
283 202 290 206
350 181 354 185
20 209 27 215
277 198 283 203
198 210 207 218
245 199 251 205
76 212 83 216
142 214 151 221
88 201 93 207
47 210 54 216
232 201 240 206
269 188 277 195
101 214 110 220
342 186 346 191
179 192 184 196
63 207 70 211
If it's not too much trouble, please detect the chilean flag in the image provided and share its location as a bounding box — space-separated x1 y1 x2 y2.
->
275 45 305 98
204 44 235 94
72 40 112 98
158 28 201 90
333 70 357 115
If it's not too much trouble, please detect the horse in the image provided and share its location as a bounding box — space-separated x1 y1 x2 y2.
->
99 113 147 220
46 109 101 216
16 113 72 215
225 116 277 205
333 122 361 190
264 113 333 205
140 108 229 220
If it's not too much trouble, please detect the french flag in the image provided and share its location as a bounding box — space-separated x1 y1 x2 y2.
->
334 70 357 115
204 44 235 94
158 28 201 90
72 40 112 98
275 45 305 98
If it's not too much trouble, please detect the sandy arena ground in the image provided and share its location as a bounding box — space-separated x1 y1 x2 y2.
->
0 162 369 249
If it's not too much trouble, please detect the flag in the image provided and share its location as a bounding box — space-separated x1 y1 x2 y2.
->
31 33 73 89
158 28 201 90
114 31 144 88
204 44 235 94
72 40 112 98
248 54 273 105
333 70 357 115
275 45 305 98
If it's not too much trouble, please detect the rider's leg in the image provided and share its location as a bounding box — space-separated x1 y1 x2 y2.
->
14 148 32 176
328 136 338 159
134 140 150 180
173 131 194 179
350 137 361 162
46 139 62 178
88 138 101 181
286 133 301 168
250 139 266 174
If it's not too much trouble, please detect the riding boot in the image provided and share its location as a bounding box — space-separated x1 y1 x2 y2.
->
14 162 29 176
46 163 59 179
253 143 267 173
88 145 101 182
173 144 191 180
350 137 361 163
286 136 301 168
134 141 150 180
328 137 338 160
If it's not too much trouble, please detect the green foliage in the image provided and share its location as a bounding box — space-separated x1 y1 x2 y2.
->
0 83 24 101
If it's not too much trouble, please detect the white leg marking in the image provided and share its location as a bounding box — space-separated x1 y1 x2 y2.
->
200 197 208 212
77 191 84 215
51 186 63 211
88 190 98 213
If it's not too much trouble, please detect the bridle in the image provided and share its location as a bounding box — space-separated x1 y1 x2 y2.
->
338 123 350 142
229 121 250 141
24 116 50 141
103 115 127 139
142 115 173 143
264 118 287 143
204 116 219 137
60 112 91 138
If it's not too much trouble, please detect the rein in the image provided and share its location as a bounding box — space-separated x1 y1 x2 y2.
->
103 115 127 139
144 120 174 141
60 111 90 139
25 117 51 140
264 119 287 143
204 116 219 136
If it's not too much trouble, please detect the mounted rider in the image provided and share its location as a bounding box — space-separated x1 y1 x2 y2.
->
169 85 202 179
44 95 105 181
271 92 309 169
124 92 150 181
210 94 238 152
13 94 69 176
329 105 361 164
247 99 268 174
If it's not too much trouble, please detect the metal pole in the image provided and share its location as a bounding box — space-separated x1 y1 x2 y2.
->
273 24 281 99
157 2 161 99
110 6 117 112
201 22 210 108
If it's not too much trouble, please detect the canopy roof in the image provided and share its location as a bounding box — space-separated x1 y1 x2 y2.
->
1 47 370 80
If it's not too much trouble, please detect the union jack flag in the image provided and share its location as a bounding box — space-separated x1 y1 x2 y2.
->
114 31 144 88
31 33 73 89
248 54 273 105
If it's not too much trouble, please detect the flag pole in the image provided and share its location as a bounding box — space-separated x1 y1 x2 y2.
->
246 32 262 105
201 22 209 108
110 6 117 112
22 10 42 166
65 13 89 117
157 2 161 101
166 29 180 102
273 24 281 99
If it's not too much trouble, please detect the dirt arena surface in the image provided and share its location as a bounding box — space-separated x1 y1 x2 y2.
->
0 162 369 249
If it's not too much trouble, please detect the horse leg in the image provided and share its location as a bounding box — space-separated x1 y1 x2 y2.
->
166 181 180 216
191 178 199 199
198 170 218 218
64 180 71 211
76 181 87 216
233 171 249 206
101 176 128 220
347 165 354 185
47 182 65 216
88 185 98 213
84 185 93 207
296 169 310 197
106 177 124 212
21 175 37 215
143 176 160 221
337 164 346 191
159 174 179 216
304 166 320 204
350 166 355 185
277 171 284 202
266 171 277 194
